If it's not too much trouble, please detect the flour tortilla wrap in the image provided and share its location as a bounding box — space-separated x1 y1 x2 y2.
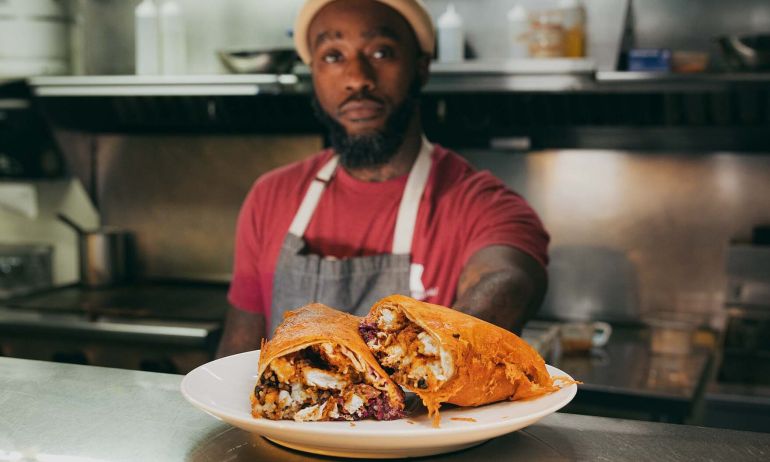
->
252 303 405 421
360 295 558 426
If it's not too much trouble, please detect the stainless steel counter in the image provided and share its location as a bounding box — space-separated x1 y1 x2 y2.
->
0 283 226 373
0 283 226 346
0 306 218 346
2 357 768 461
553 327 713 423
555 327 711 399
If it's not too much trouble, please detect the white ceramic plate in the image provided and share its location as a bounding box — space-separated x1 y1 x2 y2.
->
181 350 577 459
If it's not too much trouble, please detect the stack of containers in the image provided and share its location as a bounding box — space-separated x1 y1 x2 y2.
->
0 0 70 78
135 0 187 75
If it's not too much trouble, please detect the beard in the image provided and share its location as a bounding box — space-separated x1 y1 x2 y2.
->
311 77 421 170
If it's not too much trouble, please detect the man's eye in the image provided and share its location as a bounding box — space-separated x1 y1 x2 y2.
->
372 47 394 59
322 52 342 64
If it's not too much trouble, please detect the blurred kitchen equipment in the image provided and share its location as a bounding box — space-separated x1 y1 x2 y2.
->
717 35 770 71
671 51 709 73
752 225 770 245
507 4 530 59
0 0 69 78
559 321 612 354
217 49 297 74
0 244 52 300
57 213 132 288
726 243 770 307
160 0 187 75
703 242 770 433
720 244 770 384
135 0 160 75
645 311 698 355
68 0 86 75
0 82 63 179
437 3 464 62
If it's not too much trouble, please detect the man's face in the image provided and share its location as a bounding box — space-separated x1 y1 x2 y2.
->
307 0 429 168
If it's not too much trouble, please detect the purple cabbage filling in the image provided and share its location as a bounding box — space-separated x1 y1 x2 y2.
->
362 395 406 421
359 322 378 344
355 322 405 421
329 394 404 421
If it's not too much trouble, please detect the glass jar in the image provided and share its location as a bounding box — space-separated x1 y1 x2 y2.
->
528 10 565 58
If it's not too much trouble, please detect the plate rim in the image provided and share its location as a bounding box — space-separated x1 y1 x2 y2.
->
180 349 577 439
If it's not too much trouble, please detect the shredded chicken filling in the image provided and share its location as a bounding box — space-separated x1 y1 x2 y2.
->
253 343 401 422
363 306 454 392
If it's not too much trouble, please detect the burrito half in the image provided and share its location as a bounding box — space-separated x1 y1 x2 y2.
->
360 295 558 426
251 303 405 422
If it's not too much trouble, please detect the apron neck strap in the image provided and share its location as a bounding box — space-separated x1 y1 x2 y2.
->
288 155 339 237
392 136 433 255
288 137 434 255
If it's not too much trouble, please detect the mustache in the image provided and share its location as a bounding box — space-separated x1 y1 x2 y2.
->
338 91 385 110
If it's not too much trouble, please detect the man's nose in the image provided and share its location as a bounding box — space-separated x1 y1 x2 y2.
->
344 53 376 93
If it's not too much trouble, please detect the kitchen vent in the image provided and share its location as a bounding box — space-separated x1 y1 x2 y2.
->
27 74 770 152
0 80 64 179
37 94 321 134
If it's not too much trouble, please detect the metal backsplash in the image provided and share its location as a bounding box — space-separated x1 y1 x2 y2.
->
461 149 770 322
55 131 323 281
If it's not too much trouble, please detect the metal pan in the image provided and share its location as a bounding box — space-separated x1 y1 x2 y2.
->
717 34 770 71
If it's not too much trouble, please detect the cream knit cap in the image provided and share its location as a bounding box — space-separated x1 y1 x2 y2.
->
294 0 435 64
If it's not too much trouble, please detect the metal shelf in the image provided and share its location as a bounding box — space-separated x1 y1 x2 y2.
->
426 74 595 93
596 71 770 92
598 71 770 83
430 58 596 75
29 74 305 97
27 69 770 97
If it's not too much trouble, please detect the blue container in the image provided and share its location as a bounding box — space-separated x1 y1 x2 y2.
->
628 48 672 72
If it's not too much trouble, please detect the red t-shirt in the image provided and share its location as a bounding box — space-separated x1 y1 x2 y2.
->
228 144 549 327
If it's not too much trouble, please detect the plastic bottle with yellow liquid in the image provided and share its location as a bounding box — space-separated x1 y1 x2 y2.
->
558 0 586 58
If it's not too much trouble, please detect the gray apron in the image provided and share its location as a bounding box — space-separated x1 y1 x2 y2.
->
269 137 434 335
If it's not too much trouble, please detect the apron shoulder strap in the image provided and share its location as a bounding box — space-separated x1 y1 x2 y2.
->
288 137 433 249
392 136 434 255
288 155 339 237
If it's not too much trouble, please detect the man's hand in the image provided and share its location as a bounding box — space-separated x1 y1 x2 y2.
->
453 245 547 333
215 307 266 359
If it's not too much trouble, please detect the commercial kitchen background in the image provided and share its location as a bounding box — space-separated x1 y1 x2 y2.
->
4 0 767 322
2 0 770 431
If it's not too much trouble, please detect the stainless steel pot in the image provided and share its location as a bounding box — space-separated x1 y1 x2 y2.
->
58 214 133 288
79 227 131 288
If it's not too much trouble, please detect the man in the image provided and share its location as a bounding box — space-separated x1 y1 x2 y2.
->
216 0 548 358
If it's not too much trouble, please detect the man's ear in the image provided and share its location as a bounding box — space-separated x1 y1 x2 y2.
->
417 53 431 87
